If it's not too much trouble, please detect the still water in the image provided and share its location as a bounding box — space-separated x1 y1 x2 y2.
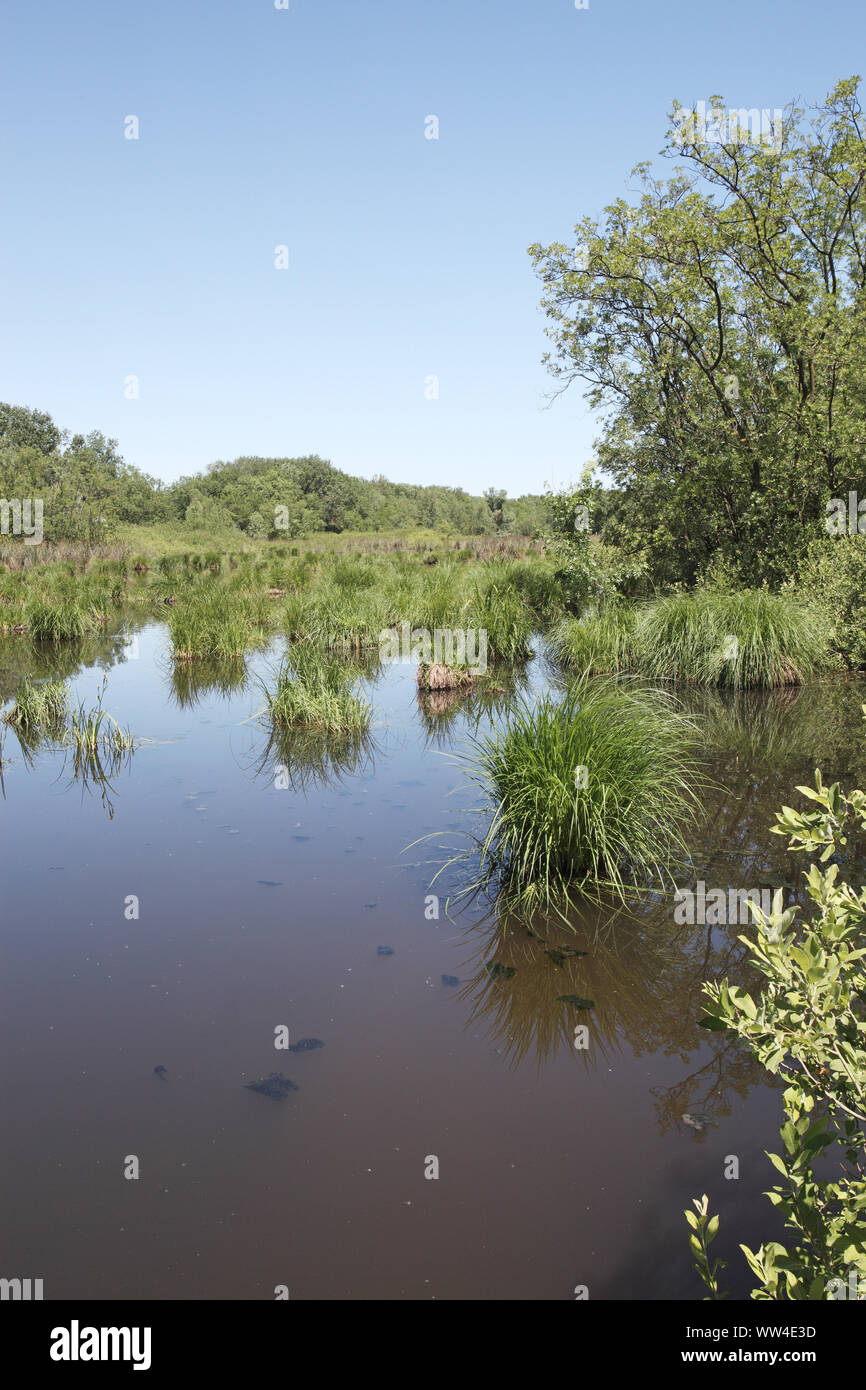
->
2 623 863 1299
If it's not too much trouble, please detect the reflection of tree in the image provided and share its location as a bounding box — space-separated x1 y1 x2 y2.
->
687 682 866 774
680 682 866 898
435 678 866 1131
651 1033 771 1141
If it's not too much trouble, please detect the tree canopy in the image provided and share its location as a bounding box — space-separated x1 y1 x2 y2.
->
530 77 866 587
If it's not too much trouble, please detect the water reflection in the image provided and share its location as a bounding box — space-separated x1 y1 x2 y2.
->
454 904 767 1133
416 663 532 748
167 655 250 709
251 721 377 793
0 626 137 702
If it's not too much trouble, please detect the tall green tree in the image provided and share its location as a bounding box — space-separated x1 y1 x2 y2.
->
530 78 866 587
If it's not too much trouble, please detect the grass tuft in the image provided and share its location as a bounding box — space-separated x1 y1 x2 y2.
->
447 678 705 920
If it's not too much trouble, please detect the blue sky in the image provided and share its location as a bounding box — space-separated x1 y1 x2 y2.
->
1 0 862 497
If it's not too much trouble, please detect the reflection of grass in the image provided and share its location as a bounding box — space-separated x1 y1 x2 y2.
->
455 905 764 1116
2 676 67 734
442 679 705 921
0 670 134 814
416 663 532 749
168 656 248 708
254 720 375 793
261 646 371 734
63 679 135 815
685 682 866 771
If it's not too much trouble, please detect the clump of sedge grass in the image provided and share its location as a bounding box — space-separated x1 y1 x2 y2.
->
27 599 103 643
467 577 534 662
262 646 371 734
448 679 705 921
549 606 636 675
67 687 134 758
169 591 267 661
632 590 829 688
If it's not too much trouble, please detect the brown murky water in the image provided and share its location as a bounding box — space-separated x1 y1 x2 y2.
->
2 626 864 1299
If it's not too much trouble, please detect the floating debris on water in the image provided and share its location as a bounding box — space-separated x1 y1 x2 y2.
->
557 994 594 1010
289 1038 325 1052
486 963 516 981
153 1065 168 1079
441 975 460 987
257 880 283 887
377 945 394 956
245 1072 299 1100
544 947 588 967
682 1112 716 1133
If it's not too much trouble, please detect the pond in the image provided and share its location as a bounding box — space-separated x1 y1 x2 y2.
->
2 622 864 1300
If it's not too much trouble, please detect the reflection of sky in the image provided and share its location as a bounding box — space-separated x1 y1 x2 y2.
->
3 625 857 1298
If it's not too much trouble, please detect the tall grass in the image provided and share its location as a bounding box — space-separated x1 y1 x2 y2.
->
169 590 269 661
299 582 387 653
549 607 635 675
468 576 534 662
449 680 705 920
27 598 105 643
262 646 371 734
631 590 829 687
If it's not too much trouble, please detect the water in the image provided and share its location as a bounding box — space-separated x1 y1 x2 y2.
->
2 623 864 1299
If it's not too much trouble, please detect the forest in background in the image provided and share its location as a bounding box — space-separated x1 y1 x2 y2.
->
0 400 549 542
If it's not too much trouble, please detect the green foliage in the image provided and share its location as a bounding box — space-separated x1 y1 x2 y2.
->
632 590 829 687
2 676 67 734
549 606 635 674
693 762 866 1299
530 79 866 588
451 679 704 919
27 598 105 643
467 573 534 662
685 1196 728 1300
262 647 371 734
168 588 269 661
543 482 647 614
0 399 549 545
792 535 866 669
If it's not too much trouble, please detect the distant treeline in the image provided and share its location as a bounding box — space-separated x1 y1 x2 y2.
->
0 401 549 540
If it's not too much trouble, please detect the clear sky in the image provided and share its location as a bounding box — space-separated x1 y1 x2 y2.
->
1 0 862 497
